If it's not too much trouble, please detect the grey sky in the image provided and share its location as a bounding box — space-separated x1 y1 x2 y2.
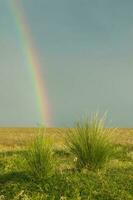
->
0 0 133 127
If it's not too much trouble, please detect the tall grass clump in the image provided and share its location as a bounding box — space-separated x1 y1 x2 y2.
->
24 128 55 180
66 114 114 169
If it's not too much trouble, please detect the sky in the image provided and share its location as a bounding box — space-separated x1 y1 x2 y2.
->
0 0 133 127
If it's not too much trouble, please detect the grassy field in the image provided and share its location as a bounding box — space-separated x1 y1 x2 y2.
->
0 128 133 200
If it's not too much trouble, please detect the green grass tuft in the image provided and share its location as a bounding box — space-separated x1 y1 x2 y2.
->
24 128 55 180
66 114 114 169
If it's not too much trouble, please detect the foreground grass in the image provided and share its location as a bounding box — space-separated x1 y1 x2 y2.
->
66 116 114 169
0 128 133 200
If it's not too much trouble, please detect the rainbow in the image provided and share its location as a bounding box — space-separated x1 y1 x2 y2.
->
9 0 51 126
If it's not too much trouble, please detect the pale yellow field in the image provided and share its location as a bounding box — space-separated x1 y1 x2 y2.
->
0 128 133 151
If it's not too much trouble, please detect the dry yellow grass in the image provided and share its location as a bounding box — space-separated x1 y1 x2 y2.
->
0 128 133 151
0 128 66 151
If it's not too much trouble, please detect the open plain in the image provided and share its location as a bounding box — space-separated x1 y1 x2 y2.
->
0 128 133 200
